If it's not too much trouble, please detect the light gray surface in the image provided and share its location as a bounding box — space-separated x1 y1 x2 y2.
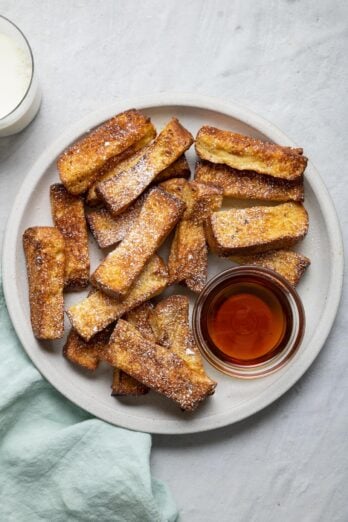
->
0 1 346 521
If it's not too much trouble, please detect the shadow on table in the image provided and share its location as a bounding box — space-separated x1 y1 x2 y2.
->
0 132 31 163
152 322 335 447
153 388 294 448
0 108 41 163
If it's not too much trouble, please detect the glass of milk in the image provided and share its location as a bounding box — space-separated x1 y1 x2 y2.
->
0 16 41 137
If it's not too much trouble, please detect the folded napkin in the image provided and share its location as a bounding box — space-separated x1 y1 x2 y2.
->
0 279 177 522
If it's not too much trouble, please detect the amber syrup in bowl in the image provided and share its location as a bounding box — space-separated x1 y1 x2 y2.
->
192 266 305 379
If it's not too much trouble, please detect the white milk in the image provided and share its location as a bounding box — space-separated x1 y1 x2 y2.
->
0 33 32 119
0 18 41 137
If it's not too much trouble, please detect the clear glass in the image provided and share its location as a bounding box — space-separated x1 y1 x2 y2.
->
192 266 305 379
0 15 41 137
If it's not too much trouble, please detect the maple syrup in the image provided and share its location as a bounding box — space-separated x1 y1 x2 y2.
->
206 281 291 365
193 266 305 379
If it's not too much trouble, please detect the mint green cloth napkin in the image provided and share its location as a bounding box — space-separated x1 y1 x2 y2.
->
0 282 178 522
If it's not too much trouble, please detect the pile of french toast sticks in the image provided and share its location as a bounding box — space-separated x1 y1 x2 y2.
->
23 109 310 411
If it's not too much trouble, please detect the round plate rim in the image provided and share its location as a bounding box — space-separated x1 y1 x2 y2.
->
2 93 344 434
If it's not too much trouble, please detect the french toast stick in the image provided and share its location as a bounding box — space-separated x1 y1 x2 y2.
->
168 220 208 292
205 202 309 256
154 155 191 183
91 188 185 298
111 369 149 396
104 319 216 411
231 249 310 286
63 326 113 371
161 179 223 291
111 303 155 396
195 126 307 181
160 178 223 222
85 147 147 207
58 109 156 195
150 295 215 387
87 195 145 249
96 118 193 216
64 305 150 394
67 255 168 341
86 154 190 207
50 184 89 289
126 302 156 342
23 227 65 340
195 161 304 202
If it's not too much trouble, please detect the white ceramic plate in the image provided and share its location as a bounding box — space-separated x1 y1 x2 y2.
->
2 94 343 434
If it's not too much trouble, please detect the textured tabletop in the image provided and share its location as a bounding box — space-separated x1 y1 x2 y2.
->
0 1 347 521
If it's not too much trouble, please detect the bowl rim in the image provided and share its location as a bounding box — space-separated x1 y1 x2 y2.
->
192 265 306 379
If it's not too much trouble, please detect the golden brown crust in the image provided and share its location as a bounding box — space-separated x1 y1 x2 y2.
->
154 155 191 183
91 188 185 298
23 227 65 340
161 179 223 291
58 109 156 195
111 302 155 396
96 118 194 216
86 138 156 207
104 320 216 411
195 161 304 202
111 369 149 396
168 220 208 292
160 178 194 216
63 326 112 371
195 126 307 181
160 178 223 222
125 302 156 342
150 295 215 389
67 255 168 341
205 202 309 255
87 195 145 249
185 272 207 294
87 154 190 207
230 249 311 286
50 184 89 289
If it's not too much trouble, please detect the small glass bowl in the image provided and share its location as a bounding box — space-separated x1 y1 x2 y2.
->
192 266 305 379
0 15 41 137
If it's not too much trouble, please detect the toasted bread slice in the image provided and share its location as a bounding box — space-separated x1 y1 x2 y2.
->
86 148 144 207
161 178 194 216
231 249 310 286
91 188 185 298
111 302 155 396
58 109 156 195
104 319 216 411
126 302 156 342
87 195 144 249
150 295 215 387
86 154 190 207
168 220 208 292
96 118 193 216
195 161 304 202
67 255 168 341
195 126 307 181
63 326 112 371
160 178 223 222
23 227 65 340
161 179 223 291
83 134 154 204
154 154 191 183
206 202 309 255
111 369 149 396
85 147 148 207
50 184 89 289
185 271 207 294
